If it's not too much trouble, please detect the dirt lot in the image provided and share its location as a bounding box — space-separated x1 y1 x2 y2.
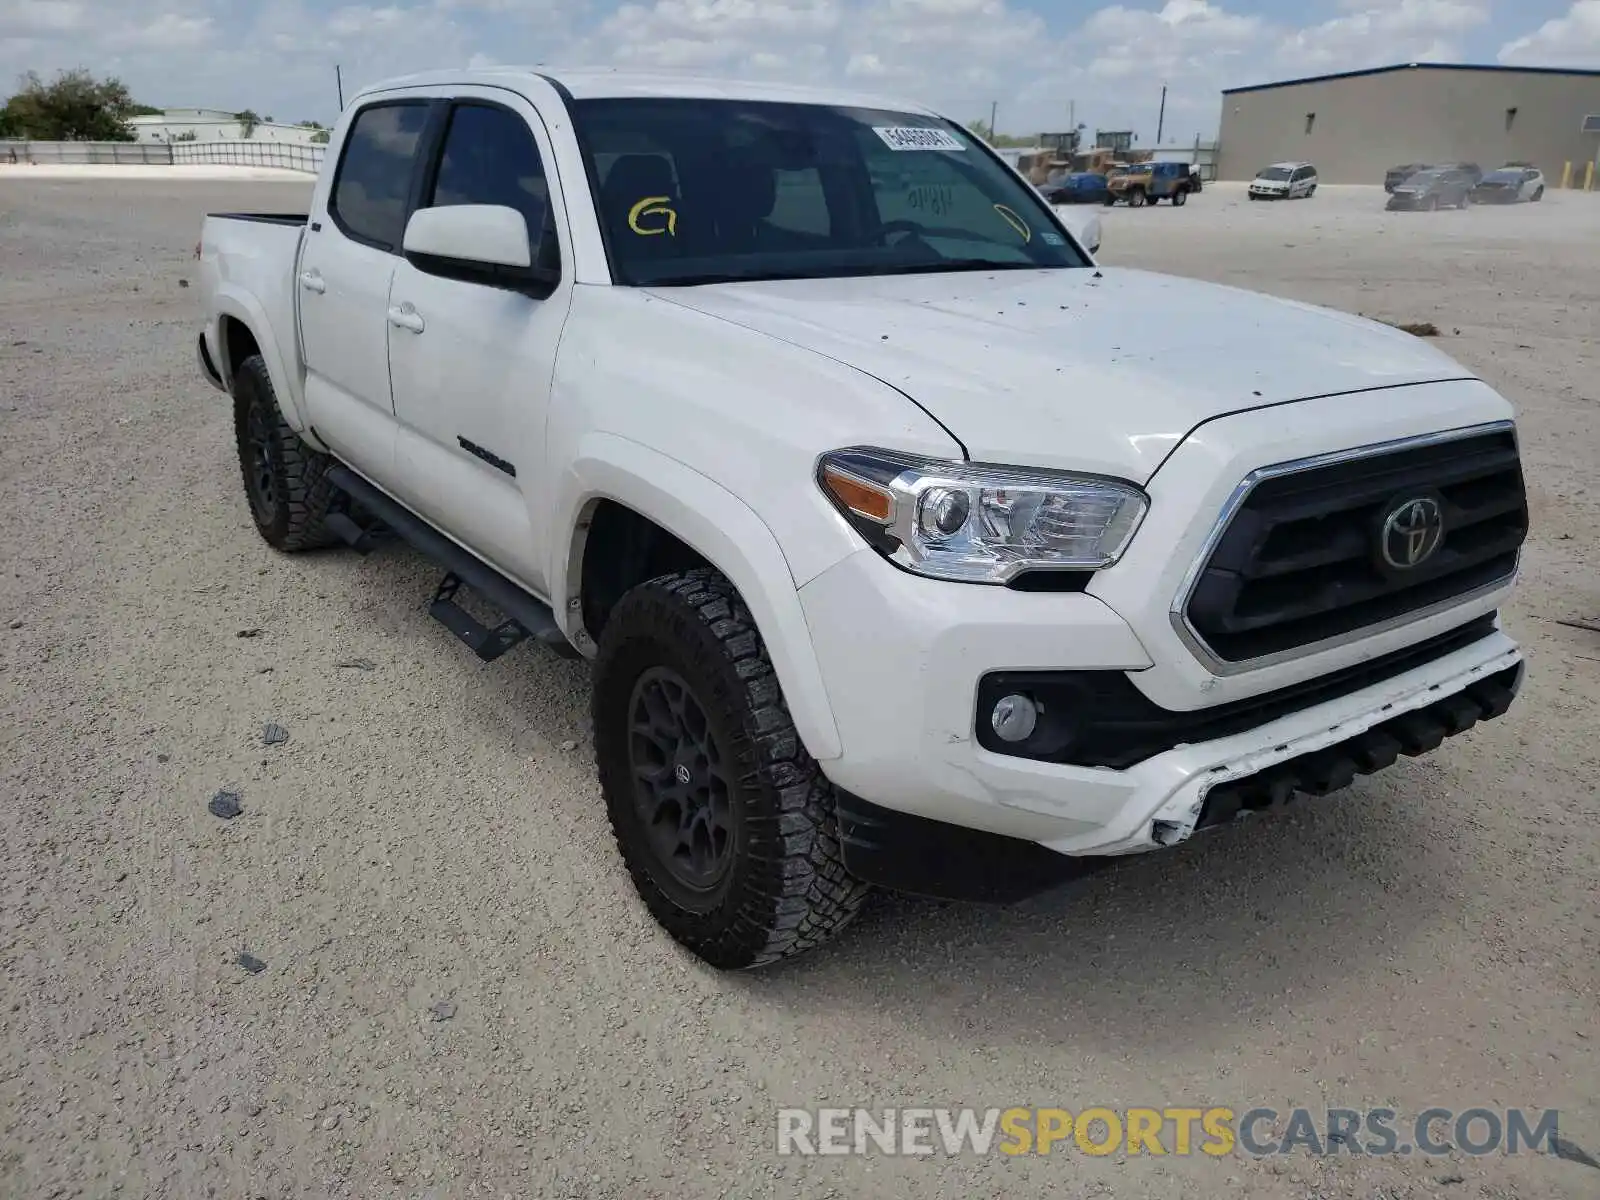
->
1 175 1596 1200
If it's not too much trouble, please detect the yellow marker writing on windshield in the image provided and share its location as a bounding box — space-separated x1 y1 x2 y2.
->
992 203 1031 242
628 196 678 236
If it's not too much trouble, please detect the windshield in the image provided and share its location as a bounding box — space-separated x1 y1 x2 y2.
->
1256 167 1292 181
570 97 1091 286
1406 171 1444 185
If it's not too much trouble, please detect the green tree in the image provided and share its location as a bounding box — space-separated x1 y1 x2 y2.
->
964 118 1034 149
233 109 260 138
310 129 330 144
0 69 140 141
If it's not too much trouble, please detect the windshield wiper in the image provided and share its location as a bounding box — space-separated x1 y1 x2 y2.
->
644 269 802 287
852 258 1047 278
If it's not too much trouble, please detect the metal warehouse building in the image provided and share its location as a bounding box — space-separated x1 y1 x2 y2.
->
1216 63 1600 185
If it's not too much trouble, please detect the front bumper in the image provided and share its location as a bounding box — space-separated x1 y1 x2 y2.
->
1249 187 1288 198
1386 193 1427 209
798 548 1523 868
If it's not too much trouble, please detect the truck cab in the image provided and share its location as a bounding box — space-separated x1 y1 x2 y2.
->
197 69 1527 970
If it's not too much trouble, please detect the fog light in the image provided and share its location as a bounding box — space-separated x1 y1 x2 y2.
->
990 693 1039 743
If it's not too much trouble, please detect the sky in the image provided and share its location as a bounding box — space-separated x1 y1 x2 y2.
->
2 0 1597 142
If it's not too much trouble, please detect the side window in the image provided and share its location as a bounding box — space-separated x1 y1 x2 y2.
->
330 102 431 250
426 103 550 251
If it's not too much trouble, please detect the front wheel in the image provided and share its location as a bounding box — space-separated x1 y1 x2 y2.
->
1172 187 1188 207
593 570 870 969
1532 186 1544 202
232 354 340 550
1127 189 1147 208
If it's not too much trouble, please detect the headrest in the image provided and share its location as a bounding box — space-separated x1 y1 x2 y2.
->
603 155 676 206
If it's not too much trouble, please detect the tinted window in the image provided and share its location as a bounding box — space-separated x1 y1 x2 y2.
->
427 103 550 247
572 97 1089 287
331 102 430 250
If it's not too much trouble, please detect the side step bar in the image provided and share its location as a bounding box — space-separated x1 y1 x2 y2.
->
326 465 579 661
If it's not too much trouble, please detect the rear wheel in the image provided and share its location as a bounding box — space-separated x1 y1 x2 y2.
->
232 354 340 551
1172 186 1188 207
1102 195 1116 207
1127 189 1147 208
593 569 869 969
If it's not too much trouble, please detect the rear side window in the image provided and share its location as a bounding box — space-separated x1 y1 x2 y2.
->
330 102 431 250
426 103 551 247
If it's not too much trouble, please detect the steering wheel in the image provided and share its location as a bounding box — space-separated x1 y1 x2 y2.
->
870 219 929 246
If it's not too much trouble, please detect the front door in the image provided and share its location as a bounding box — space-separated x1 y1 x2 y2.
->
385 93 572 595
298 99 433 478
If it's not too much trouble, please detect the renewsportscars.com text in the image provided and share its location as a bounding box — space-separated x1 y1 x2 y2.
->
775 1106 1563 1158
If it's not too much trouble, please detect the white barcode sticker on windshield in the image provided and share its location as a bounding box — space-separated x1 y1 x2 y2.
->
873 126 966 152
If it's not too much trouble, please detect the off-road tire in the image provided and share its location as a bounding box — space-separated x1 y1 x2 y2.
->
1172 187 1188 207
232 354 340 551
1127 189 1147 208
1102 195 1116 207
593 569 870 969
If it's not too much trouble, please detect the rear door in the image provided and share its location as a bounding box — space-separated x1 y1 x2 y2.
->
384 91 573 594
297 99 433 478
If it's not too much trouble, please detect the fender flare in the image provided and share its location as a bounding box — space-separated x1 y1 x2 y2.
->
553 432 845 762
212 285 309 431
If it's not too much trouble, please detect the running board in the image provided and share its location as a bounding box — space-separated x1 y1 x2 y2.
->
326 465 578 661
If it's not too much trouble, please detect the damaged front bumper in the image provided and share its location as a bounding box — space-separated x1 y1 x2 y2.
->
1041 628 1523 857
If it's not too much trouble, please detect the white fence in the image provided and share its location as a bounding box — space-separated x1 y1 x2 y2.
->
1 139 325 173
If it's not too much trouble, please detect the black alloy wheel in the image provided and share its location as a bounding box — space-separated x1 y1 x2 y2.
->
628 665 735 898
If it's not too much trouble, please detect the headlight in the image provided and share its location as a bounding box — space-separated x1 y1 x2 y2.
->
817 447 1148 584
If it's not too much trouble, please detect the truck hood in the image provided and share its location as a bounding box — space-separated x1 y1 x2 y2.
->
646 267 1474 481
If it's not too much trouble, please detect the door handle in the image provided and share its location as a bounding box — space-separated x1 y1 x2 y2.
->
387 305 425 334
298 271 326 294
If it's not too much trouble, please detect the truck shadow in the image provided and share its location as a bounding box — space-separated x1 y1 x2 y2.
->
735 781 1463 1055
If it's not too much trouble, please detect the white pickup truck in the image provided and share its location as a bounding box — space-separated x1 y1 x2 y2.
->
197 68 1529 969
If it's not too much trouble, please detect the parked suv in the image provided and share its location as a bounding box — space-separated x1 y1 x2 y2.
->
1249 162 1317 199
195 69 1528 969
1386 167 1474 210
1472 166 1545 203
1106 161 1194 206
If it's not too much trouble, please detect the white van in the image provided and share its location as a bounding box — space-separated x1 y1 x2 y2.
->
1249 162 1318 199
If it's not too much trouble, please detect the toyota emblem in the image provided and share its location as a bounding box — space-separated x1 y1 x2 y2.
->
1379 496 1445 570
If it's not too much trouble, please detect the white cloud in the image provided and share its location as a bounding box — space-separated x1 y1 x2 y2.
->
1276 0 1488 71
1498 0 1600 65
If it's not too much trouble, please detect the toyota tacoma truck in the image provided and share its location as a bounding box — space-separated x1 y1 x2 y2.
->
196 69 1529 969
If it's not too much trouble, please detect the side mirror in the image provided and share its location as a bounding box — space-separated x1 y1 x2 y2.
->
402 204 557 291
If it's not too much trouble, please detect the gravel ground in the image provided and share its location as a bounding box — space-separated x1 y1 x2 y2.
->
1 175 1597 1200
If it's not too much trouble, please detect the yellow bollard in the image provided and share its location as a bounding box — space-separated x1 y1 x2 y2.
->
1586 162 1596 192
1560 161 1573 188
